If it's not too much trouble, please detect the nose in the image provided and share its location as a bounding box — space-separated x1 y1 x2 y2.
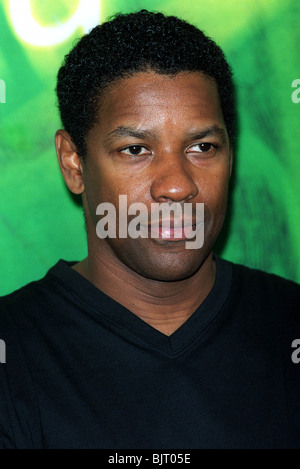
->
150 151 198 202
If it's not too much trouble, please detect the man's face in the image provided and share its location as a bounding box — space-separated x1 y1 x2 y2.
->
81 71 232 281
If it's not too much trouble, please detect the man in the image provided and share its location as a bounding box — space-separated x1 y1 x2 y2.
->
0 10 299 449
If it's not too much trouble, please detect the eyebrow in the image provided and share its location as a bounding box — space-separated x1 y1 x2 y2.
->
186 125 228 141
104 126 153 145
104 124 227 144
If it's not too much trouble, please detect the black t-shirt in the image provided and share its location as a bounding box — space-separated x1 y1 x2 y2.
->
0 256 299 449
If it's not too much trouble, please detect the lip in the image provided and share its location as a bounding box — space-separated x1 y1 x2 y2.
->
150 218 196 227
159 225 195 240
141 221 200 241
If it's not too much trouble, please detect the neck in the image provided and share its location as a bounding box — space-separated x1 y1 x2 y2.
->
73 243 216 336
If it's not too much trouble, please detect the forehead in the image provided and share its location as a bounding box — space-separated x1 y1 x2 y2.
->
94 71 225 135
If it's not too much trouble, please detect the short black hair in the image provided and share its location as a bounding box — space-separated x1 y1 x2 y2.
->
56 10 235 158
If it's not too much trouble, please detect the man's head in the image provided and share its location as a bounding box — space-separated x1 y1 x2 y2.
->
56 10 235 159
55 10 235 282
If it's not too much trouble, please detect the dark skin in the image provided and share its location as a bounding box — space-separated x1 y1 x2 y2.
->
55 71 232 336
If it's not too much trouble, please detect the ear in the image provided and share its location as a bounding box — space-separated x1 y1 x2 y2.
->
229 145 233 177
55 130 84 194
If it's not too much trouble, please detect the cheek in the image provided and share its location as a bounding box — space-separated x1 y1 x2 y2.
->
83 163 150 219
198 166 230 206
83 163 118 203
101 164 151 205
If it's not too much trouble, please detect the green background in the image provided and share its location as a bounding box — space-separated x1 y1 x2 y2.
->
0 0 299 295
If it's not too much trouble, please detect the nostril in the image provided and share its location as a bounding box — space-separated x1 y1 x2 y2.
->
150 171 198 203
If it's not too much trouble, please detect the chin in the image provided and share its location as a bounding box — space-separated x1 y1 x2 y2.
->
126 252 207 282
106 237 213 282
142 268 200 282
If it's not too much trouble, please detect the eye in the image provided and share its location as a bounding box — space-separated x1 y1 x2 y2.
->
187 142 216 154
120 145 150 156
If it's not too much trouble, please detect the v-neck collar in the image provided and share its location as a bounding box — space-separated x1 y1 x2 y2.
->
49 254 232 357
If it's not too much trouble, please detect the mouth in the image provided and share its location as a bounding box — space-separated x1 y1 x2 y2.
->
140 219 200 241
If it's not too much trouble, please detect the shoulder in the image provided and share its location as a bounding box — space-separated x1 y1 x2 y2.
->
230 260 300 289
0 260 76 325
221 258 300 320
1 259 77 301
0 274 51 315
